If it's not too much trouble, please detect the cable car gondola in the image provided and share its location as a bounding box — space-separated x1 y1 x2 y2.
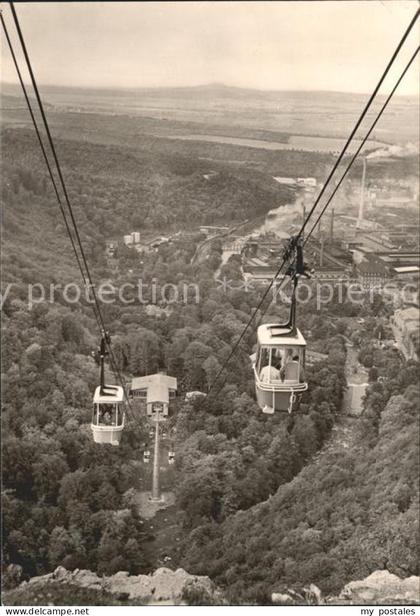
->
251 238 310 414
91 333 125 445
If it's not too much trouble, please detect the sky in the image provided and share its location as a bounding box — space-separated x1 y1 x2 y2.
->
1 1 419 95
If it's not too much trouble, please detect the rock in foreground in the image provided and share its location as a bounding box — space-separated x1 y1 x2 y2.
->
4 566 224 606
271 571 419 606
337 570 420 605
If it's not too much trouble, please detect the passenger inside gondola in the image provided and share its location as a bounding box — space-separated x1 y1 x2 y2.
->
279 348 304 382
99 404 114 425
259 349 282 383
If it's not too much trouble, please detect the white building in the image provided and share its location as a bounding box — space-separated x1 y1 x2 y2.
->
199 226 229 237
130 373 177 420
297 177 317 188
123 231 141 246
273 177 296 186
392 307 419 360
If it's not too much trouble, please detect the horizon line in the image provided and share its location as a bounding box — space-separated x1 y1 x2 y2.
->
1 80 418 99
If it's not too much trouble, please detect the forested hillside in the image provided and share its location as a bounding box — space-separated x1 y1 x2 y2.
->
2 127 292 241
2 125 344 585
2 124 419 605
180 373 419 603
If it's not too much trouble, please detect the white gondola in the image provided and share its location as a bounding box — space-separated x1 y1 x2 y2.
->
252 325 308 414
91 333 126 445
251 237 310 414
91 384 125 445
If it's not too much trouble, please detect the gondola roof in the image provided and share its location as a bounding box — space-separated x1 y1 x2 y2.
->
93 385 124 404
257 324 306 346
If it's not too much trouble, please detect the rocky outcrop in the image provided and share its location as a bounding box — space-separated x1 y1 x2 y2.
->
7 566 419 606
9 566 223 605
272 584 323 605
336 570 420 605
272 571 419 606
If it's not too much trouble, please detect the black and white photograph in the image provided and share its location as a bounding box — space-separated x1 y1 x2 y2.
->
1 0 419 611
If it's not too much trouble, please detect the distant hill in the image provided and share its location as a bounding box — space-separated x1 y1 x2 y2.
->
3 81 418 102
3 81 417 144
0 92 53 111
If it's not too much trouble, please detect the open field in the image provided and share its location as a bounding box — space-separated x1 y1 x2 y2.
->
162 132 388 154
2 83 418 146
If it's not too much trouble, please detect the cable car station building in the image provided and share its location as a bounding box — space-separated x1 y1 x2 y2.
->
129 373 177 421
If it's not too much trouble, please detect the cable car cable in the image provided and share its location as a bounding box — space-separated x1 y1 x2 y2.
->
1 10 104 336
5 2 417 409
9 1 108 335
6 2 136 417
304 44 420 245
297 7 419 239
0 11 86 281
207 10 419 397
261 46 418 324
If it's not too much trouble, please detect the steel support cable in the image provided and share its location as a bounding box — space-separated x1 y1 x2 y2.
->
260 46 419 319
232 48 420 405
1 10 105 338
207 9 419 397
2 7 116 395
297 8 419 239
0 11 86 280
257 45 419 330
9 1 108 335
207 256 289 395
7 2 136 416
107 350 136 422
7 1 418 409
304 45 420 244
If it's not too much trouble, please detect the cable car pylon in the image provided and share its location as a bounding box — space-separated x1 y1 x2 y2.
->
150 412 164 503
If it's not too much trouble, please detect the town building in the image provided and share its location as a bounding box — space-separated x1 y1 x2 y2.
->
354 257 389 289
149 236 170 249
199 225 229 237
392 266 420 282
105 240 117 257
222 236 247 254
306 237 351 280
123 231 141 246
297 177 317 188
273 176 297 186
391 307 419 360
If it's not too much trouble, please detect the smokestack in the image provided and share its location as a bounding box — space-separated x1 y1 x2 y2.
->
357 158 367 229
320 238 325 267
318 218 322 238
330 208 334 242
302 203 306 227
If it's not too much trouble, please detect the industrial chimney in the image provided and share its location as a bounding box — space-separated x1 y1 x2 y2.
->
356 158 367 229
320 238 325 267
330 208 334 242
